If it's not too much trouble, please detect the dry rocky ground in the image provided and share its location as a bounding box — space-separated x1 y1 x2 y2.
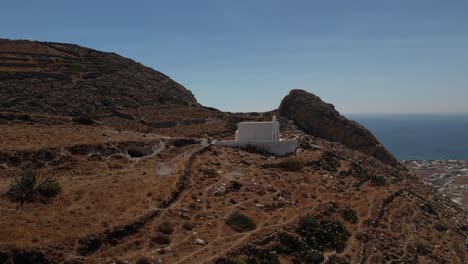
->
0 114 466 263
0 39 467 263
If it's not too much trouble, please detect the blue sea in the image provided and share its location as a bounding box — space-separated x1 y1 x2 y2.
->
346 113 468 160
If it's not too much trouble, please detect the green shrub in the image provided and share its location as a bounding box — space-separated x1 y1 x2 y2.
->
182 221 193 231
369 175 387 186
151 232 171 244
7 169 37 203
245 145 270 156
202 168 218 178
36 177 61 198
349 162 368 178
319 151 340 171
350 162 387 186
6 170 61 204
157 220 174 235
245 247 280 264
135 256 151 264
297 215 350 253
279 158 302 172
341 208 358 224
173 138 199 147
71 116 95 125
292 249 324 264
278 232 305 254
215 257 245 264
69 63 87 71
226 213 257 232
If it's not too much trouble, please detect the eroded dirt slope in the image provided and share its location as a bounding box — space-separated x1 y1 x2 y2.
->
0 115 465 264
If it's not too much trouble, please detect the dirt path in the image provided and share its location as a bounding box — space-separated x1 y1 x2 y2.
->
76 141 209 259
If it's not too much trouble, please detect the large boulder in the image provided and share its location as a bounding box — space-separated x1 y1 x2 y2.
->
279 89 398 166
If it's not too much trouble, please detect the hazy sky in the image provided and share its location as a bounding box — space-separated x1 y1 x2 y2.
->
2 0 468 113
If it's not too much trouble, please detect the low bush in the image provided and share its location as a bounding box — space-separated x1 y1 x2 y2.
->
157 220 174 235
135 256 151 264
349 162 368 178
202 168 218 178
226 213 257 232
350 162 387 186
72 116 95 125
244 144 270 156
7 169 37 203
245 247 280 264
68 63 87 71
151 232 171 244
369 175 387 186
36 177 61 198
319 151 340 172
279 158 303 172
297 215 350 253
214 257 245 264
6 170 61 204
341 208 358 224
292 249 324 264
278 232 305 254
18 114 31 121
173 138 199 147
182 221 193 231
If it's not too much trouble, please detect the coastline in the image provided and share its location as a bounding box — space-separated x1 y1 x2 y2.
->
403 160 468 210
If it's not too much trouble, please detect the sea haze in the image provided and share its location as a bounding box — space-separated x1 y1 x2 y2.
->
346 113 468 161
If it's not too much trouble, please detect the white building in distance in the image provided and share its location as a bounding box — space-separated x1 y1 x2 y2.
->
214 116 298 156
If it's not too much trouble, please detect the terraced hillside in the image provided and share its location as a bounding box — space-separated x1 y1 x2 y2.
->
0 39 198 116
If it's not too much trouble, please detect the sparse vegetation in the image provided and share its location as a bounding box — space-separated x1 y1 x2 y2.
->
173 138 199 147
71 116 95 125
319 151 340 171
18 114 31 121
350 162 387 186
6 170 61 205
157 220 174 235
215 257 245 264
292 249 323 264
349 162 368 178
151 232 171 244
279 158 303 172
226 212 257 232
68 63 87 71
341 207 358 224
202 168 218 178
135 256 151 264
36 177 62 198
245 247 280 264
369 175 387 186
244 144 270 156
296 215 350 253
182 221 193 231
278 232 306 254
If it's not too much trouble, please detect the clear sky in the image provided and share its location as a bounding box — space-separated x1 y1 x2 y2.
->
2 0 468 113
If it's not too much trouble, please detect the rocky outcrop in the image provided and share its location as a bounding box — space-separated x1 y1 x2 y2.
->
0 39 198 116
278 89 398 166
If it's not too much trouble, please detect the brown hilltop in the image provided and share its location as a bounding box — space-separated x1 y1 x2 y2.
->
0 39 198 116
279 89 398 166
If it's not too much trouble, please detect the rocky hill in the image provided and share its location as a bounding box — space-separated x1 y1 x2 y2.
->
0 41 466 264
279 89 398 166
0 39 198 116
